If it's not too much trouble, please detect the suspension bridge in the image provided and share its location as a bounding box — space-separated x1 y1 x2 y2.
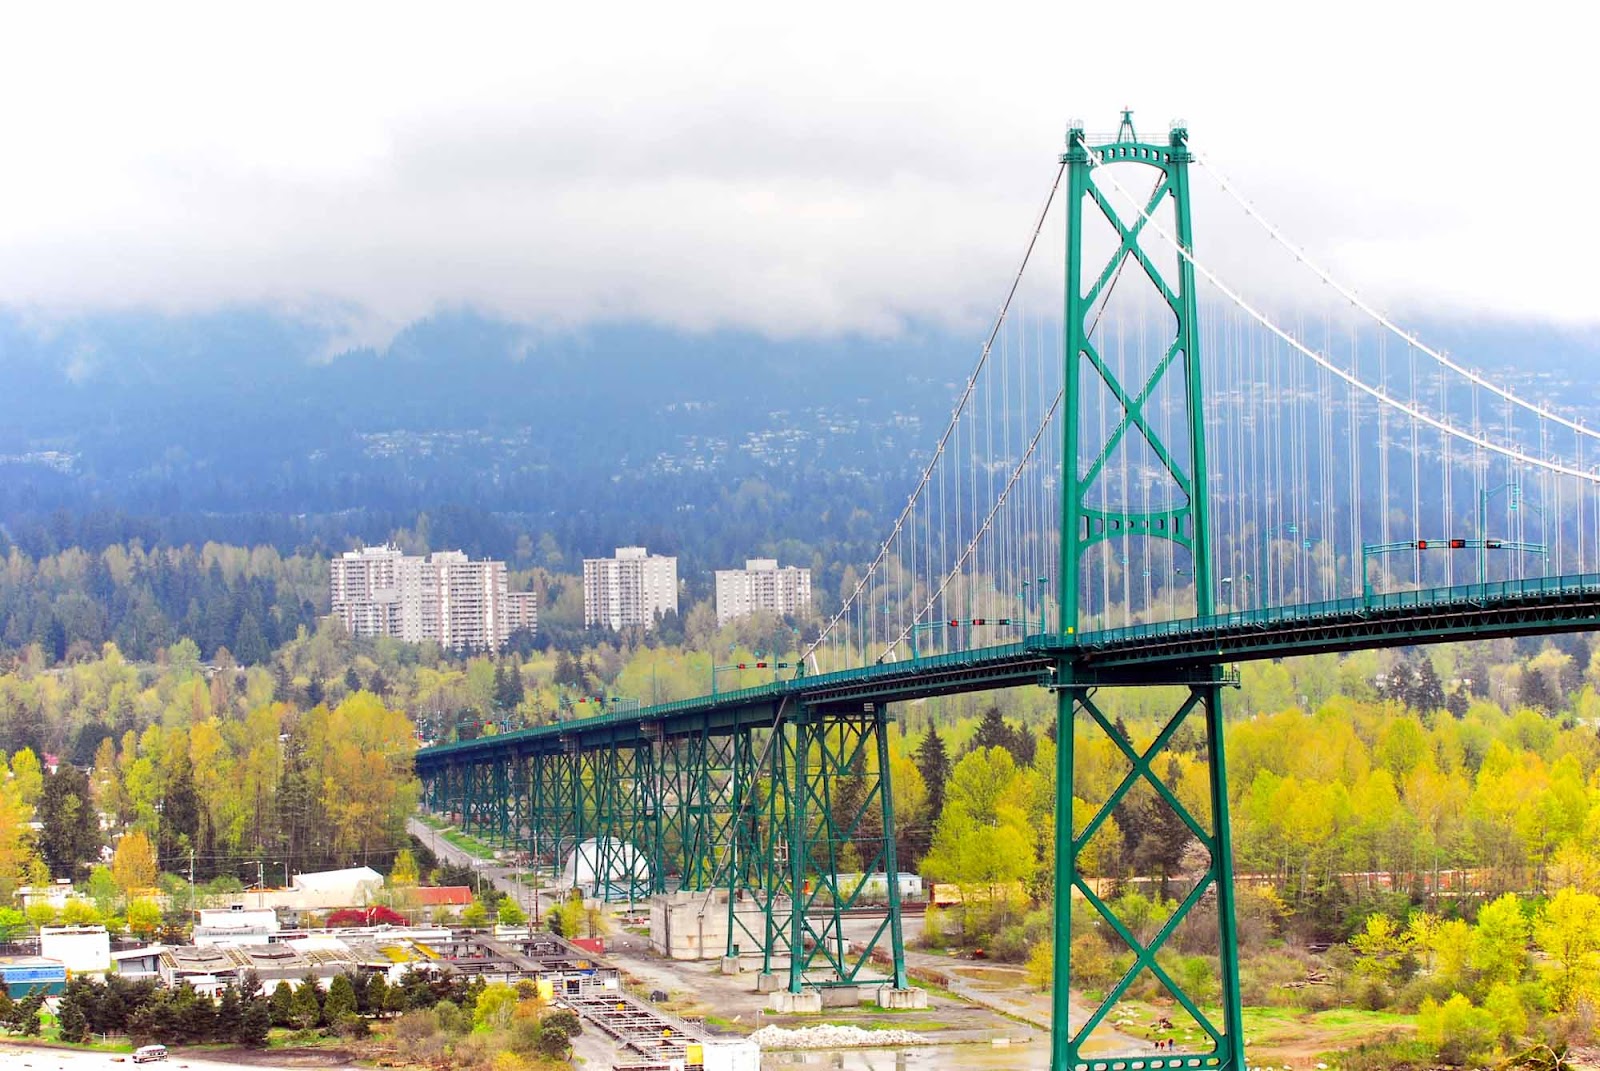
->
415 113 1600 1071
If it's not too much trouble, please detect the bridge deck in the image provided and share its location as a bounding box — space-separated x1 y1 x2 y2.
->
417 573 1600 768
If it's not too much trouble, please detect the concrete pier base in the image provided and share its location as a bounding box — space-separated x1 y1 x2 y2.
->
755 972 783 992
720 956 742 975
767 989 823 1014
877 986 929 1009
819 986 861 1008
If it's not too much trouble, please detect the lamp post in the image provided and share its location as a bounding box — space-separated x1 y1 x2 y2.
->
1020 575 1047 636
1258 523 1300 607
1478 481 1520 585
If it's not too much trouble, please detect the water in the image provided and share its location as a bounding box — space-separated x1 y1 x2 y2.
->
762 1040 1050 1070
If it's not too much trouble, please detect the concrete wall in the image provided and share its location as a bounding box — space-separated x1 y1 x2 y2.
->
648 891 769 961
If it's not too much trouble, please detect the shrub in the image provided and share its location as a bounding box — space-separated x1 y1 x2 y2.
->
393 1008 439 1042
334 1013 369 1039
1419 993 1498 1066
1334 1031 1436 1071
326 905 410 927
991 924 1030 963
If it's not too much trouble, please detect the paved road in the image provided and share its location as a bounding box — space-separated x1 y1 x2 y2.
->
407 818 552 918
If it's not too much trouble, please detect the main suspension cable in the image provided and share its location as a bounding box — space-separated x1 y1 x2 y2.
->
1194 151 1598 445
801 159 1069 668
1085 140 1600 485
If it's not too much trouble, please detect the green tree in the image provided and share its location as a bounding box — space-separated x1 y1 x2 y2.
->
269 981 295 1028
25 901 57 931
1534 886 1600 1011
127 899 162 939
390 849 420 888
1471 893 1530 988
215 986 243 1043
461 901 489 928
57 998 88 1043
1350 913 1412 984
238 995 271 1046
38 765 100 878
290 976 322 1030
324 974 357 1023
1418 993 1496 1066
914 726 951 823
498 898 527 926
60 898 101 926
366 976 390 1019
473 981 517 1030
86 865 120 917
111 831 158 893
1025 939 1052 992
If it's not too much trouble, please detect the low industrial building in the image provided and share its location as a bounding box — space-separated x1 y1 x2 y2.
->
39 925 111 974
193 906 279 946
0 957 67 997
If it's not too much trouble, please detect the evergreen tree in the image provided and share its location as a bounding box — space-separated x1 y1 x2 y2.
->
970 706 1016 755
12 988 45 1036
57 998 88 1043
269 981 295 1028
914 726 950 821
38 765 101 878
237 996 271 1046
323 973 357 1024
1012 723 1037 766
492 663 510 713
290 975 322 1030
215 986 243 1043
366 976 389 1018
1521 668 1557 713
1408 657 1447 714
1446 685 1471 720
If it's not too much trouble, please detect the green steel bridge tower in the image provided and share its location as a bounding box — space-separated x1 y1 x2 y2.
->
1051 114 1243 1071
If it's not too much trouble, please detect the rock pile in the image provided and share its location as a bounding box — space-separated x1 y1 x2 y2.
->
747 1024 932 1049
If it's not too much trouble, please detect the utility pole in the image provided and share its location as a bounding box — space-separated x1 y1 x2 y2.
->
257 861 265 909
188 849 196 922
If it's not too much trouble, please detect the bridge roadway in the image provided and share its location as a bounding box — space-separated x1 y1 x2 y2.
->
416 572 1600 769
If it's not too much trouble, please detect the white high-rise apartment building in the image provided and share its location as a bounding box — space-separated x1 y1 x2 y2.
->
584 546 679 631
714 558 812 627
329 545 407 638
330 545 532 651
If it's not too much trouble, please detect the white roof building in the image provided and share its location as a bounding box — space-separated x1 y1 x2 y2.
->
291 866 385 908
194 906 280 947
39 926 110 973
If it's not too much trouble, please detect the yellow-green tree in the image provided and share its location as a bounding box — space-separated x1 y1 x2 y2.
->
1534 886 1600 1011
111 830 158 894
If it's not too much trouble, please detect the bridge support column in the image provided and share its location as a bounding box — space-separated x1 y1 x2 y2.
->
1051 669 1245 1071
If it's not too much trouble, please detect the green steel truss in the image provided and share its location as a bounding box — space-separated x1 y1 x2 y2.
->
415 704 907 991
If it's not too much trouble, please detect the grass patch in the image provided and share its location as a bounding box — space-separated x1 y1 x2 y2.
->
1236 1005 1416 1043
440 829 499 860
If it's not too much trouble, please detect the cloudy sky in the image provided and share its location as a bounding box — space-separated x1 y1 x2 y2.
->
0 1 1588 347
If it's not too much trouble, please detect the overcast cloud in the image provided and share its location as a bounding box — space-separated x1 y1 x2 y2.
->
0 1 1589 349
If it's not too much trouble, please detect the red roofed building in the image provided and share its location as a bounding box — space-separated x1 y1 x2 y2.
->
408 886 474 907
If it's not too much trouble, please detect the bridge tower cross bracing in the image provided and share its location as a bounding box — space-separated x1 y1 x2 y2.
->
1053 116 1245 1071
